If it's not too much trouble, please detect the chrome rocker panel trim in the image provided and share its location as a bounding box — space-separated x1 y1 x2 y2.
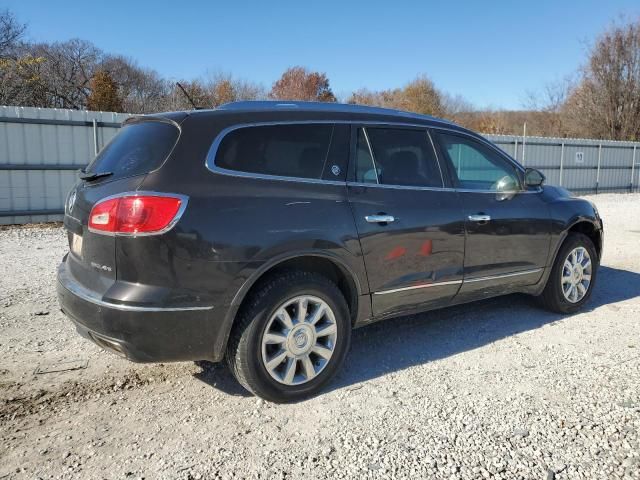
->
373 268 543 295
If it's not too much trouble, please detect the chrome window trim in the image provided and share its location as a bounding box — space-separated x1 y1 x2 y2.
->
206 120 456 187
373 268 543 295
347 182 456 193
206 165 347 187
86 191 189 237
345 182 541 195
360 127 380 184
204 120 541 194
455 187 542 194
205 121 348 186
426 130 446 188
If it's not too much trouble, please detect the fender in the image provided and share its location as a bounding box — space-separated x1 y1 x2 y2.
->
209 248 368 362
551 215 602 263
230 248 364 306
532 215 602 296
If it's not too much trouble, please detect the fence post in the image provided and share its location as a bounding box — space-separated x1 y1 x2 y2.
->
522 123 527 166
559 142 565 186
514 138 518 161
632 145 637 193
596 143 602 194
92 119 99 156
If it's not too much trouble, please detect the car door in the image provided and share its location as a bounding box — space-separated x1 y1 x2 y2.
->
430 129 551 300
347 125 465 319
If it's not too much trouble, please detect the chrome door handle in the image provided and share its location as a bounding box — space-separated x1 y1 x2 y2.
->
365 215 395 223
468 214 491 222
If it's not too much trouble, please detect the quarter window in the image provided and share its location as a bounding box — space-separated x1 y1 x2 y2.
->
215 124 333 179
434 132 521 191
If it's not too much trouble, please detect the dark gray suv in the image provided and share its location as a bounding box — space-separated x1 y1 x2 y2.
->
57 101 603 402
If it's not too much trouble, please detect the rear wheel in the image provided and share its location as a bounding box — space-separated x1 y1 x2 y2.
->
539 233 598 313
226 270 351 402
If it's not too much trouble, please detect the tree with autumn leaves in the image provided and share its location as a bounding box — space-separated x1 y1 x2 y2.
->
87 70 123 112
270 66 336 102
347 75 444 117
4 7 640 140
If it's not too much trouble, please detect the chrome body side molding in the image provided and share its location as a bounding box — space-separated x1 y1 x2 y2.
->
463 268 543 283
374 279 463 295
373 268 543 296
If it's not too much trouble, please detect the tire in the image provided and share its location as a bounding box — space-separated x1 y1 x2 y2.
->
539 233 598 314
226 270 351 402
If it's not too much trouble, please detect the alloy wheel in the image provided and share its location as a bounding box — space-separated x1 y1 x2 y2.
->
261 295 338 386
561 246 592 303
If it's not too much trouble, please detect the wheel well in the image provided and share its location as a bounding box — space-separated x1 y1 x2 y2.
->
568 221 602 259
239 256 359 325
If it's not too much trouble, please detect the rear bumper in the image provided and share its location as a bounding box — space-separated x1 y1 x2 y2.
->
57 261 221 362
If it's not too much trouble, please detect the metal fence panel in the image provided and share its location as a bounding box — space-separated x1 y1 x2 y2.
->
525 144 561 169
486 134 640 194
635 152 640 191
563 167 598 193
0 106 130 224
493 140 518 159
564 144 600 169
600 145 634 168
598 169 629 193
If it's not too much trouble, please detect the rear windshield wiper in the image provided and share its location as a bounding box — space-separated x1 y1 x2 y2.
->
79 170 113 181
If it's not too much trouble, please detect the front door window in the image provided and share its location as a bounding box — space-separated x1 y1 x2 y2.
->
434 132 520 192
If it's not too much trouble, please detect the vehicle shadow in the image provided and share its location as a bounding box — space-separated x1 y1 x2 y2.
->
330 265 639 392
193 360 252 397
194 266 639 399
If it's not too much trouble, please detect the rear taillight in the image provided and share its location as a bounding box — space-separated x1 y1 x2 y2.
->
88 193 186 235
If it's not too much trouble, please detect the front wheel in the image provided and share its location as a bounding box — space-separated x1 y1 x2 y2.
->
539 233 598 313
226 271 351 402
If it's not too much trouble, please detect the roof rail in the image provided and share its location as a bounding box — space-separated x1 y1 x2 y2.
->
216 100 453 124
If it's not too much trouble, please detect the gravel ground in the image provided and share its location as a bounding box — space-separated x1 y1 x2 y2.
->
0 193 639 480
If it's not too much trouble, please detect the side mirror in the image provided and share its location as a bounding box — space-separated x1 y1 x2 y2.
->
524 168 545 188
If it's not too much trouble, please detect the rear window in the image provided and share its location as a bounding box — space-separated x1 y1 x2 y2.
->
85 121 179 179
215 124 333 179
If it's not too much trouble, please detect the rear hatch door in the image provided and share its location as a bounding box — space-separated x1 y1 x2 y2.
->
64 118 181 295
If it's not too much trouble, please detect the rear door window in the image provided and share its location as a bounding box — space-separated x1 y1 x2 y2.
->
355 127 443 188
85 121 179 180
354 128 378 184
215 124 334 179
